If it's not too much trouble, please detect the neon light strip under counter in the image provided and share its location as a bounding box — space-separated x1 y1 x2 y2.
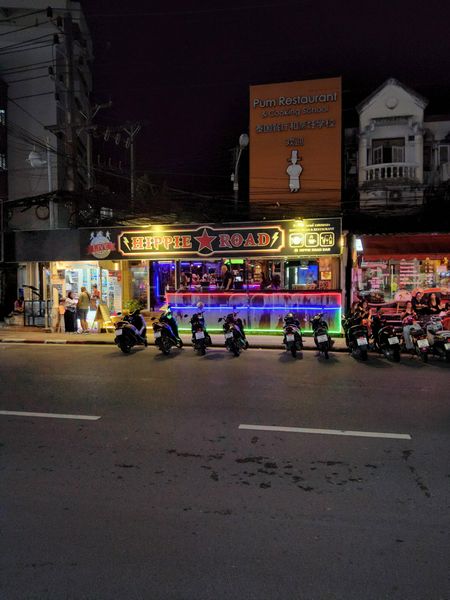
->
170 305 340 311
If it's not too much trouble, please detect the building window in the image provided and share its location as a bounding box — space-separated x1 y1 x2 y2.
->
0 153 6 170
439 145 449 164
0 109 5 126
371 138 405 164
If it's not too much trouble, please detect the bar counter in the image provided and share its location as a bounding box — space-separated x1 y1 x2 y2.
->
166 290 342 334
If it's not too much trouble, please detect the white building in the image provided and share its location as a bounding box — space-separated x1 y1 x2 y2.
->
351 78 450 211
0 0 92 229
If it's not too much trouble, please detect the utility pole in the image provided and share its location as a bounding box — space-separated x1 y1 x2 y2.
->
80 101 112 190
123 123 141 212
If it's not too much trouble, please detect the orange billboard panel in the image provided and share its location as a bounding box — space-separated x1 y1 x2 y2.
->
249 77 342 208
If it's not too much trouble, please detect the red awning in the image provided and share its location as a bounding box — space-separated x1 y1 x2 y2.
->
361 234 450 260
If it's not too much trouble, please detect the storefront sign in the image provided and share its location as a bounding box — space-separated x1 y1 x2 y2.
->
117 224 285 257
81 218 342 260
87 231 116 259
249 77 342 207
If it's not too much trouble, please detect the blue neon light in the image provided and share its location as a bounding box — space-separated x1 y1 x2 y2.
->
169 305 340 311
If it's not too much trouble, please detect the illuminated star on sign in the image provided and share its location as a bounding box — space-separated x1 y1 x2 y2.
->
194 228 217 252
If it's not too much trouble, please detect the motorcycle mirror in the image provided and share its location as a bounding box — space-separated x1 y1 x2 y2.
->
218 318 223 322
184 314 189 318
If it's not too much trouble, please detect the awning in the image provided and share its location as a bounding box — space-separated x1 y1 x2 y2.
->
361 234 450 260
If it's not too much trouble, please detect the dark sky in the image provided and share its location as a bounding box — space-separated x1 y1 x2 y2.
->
82 0 450 195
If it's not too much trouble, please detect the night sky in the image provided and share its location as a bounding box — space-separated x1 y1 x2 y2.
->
82 0 450 196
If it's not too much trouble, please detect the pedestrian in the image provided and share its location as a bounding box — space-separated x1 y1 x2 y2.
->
64 291 77 333
55 297 65 333
77 286 91 333
90 284 101 310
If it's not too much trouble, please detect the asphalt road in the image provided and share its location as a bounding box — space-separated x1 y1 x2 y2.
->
1 344 449 600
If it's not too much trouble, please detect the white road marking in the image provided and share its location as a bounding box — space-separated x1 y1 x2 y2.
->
239 424 411 440
44 339 67 344
0 338 27 343
0 410 101 421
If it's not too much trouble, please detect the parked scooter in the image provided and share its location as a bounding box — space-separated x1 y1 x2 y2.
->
426 316 450 362
114 309 148 354
342 313 369 361
190 303 212 356
310 312 332 359
409 323 430 363
283 312 303 358
371 312 401 362
152 305 183 355
218 311 248 357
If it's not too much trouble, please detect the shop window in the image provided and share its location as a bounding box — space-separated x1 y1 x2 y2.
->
0 153 6 170
0 109 5 126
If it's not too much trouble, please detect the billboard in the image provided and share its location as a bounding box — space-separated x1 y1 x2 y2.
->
249 77 342 208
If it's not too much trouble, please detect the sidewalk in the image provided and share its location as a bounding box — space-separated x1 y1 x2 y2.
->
0 324 348 351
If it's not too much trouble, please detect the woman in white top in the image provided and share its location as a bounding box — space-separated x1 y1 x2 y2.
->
64 291 78 333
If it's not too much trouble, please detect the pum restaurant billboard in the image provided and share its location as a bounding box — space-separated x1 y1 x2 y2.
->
249 77 342 209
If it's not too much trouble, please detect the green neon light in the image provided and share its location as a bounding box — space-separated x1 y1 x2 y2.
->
179 327 343 336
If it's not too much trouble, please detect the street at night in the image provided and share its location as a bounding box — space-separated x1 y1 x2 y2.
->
1 344 449 600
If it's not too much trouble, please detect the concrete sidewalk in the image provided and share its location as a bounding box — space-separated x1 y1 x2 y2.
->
0 324 348 351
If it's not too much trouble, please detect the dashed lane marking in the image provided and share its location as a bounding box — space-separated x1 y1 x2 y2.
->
239 424 411 440
0 410 101 421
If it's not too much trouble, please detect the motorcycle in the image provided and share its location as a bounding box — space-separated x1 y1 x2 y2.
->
190 307 212 356
310 312 332 359
426 316 450 362
282 312 303 358
152 306 183 355
218 311 248 357
114 310 148 354
342 314 369 361
409 323 430 363
371 313 401 362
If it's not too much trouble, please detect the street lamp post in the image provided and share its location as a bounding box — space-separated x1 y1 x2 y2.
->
232 133 249 208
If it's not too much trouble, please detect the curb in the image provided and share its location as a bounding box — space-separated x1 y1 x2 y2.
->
0 337 349 352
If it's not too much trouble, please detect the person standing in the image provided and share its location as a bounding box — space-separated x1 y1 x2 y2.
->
64 291 77 333
77 286 91 333
90 284 101 310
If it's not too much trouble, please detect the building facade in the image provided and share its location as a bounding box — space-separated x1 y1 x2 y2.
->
0 1 93 318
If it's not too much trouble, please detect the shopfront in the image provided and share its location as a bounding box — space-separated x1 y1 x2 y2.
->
11 218 345 333
353 233 450 305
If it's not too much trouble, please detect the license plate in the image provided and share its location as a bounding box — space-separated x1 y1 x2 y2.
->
388 336 399 345
115 329 122 336
195 331 205 339
225 332 233 339
154 331 161 338
286 334 295 342
317 334 328 344
445 343 450 350
357 337 367 346
417 338 429 348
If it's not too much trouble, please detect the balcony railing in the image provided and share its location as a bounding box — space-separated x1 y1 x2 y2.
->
364 163 418 182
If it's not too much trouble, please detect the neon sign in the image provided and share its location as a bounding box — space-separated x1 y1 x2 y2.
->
118 225 285 258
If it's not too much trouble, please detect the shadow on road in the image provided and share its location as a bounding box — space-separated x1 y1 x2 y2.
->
203 351 227 360
355 356 392 368
278 351 303 363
